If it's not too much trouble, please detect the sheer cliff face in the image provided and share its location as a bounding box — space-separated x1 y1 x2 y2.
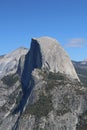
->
21 37 79 91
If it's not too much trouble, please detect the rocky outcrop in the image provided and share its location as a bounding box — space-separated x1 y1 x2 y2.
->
0 36 87 130
35 37 78 77
0 47 28 78
21 37 79 92
1 69 87 130
0 47 28 129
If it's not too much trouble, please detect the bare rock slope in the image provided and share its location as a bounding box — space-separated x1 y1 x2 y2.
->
0 47 28 78
21 37 79 92
31 37 79 78
0 37 87 130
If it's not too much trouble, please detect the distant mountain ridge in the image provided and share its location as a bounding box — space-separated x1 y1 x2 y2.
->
73 60 87 87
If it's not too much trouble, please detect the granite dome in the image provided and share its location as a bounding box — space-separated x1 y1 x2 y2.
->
30 36 79 80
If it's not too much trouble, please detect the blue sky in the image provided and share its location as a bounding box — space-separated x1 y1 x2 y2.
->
0 0 87 61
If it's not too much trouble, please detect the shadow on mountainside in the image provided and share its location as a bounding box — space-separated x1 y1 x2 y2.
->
12 39 42 130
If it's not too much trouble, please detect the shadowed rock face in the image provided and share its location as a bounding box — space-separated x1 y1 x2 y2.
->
19 36 80 116
21 39 42 92
18 36 80 116
21 37 79 92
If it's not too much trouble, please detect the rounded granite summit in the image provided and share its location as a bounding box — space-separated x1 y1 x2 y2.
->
30 36 79 80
